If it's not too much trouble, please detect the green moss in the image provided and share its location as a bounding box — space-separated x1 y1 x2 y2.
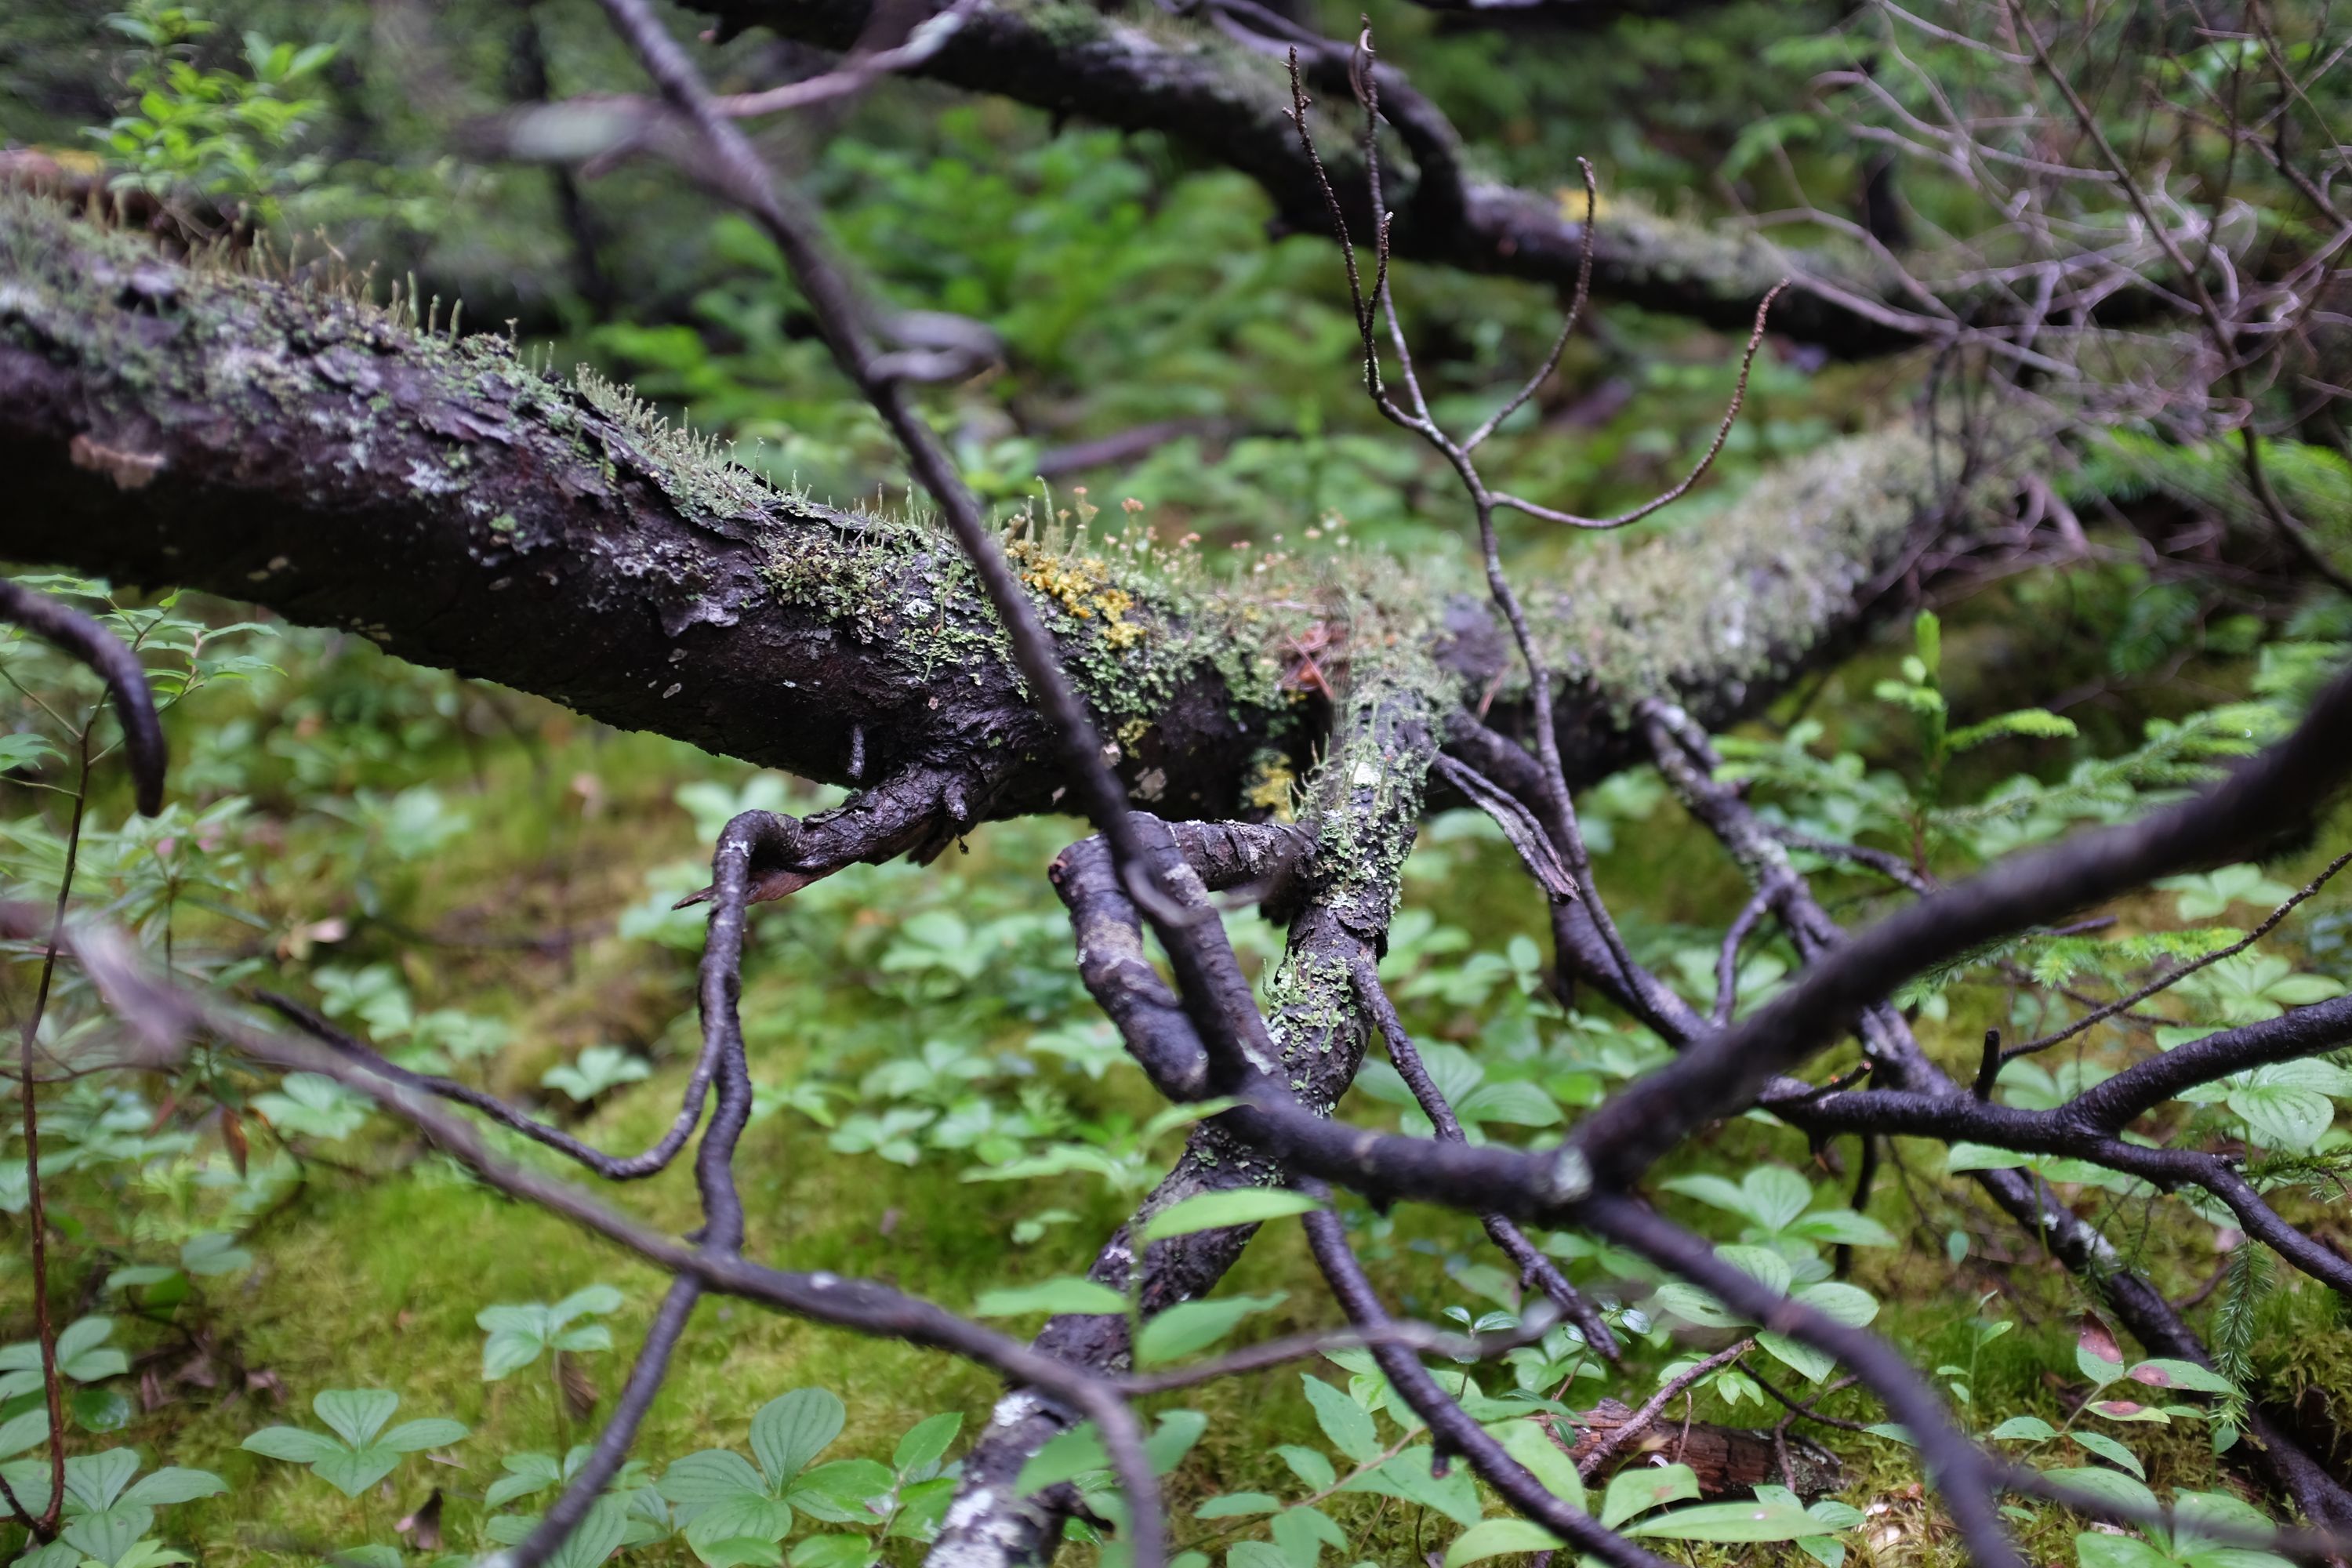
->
1020 0 1112 49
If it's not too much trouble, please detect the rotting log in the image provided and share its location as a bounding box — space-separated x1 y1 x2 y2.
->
0 194 2012 835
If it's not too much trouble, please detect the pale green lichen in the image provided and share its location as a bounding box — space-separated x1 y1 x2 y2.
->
1532 417 2020 717
1258 600 1446 1067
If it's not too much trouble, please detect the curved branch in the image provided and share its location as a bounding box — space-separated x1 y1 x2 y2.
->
687 0 1915 354
2063 992 2352 1134
0 579 165 816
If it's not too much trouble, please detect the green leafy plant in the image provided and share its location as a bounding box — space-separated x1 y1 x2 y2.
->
89 1 336 209
1659 1165 1894 1272
541 1047 653 1105
655 1388 894 1563
0 1318 132 1432
1988 1322 2238 1478
241 1389 468 1496
1353 1045 1561 1142
1650 1245 1880 1383
477 1283 622 1449
0 1448 223 1568
479 1286 623 1381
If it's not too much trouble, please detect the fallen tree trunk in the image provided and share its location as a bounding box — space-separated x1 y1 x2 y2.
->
0 194 2008 832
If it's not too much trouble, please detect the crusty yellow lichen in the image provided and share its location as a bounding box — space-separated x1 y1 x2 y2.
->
1007 538 1147 649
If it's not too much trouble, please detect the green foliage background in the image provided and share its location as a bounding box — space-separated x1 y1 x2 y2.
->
2 2 2350 1567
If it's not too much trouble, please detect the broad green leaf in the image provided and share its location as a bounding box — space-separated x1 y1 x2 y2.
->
2154 865 2294 922
1014 1424 1109 1494
53 1319 117 1374
1797 1534 1846 1568
310 1447 401 1497
786 1459 895 1523
176 1234 252 1278
0 733 59 769
1629 1499 1841 1541
1786 1210 1897 1247
1601 1464 1700 1528
2174 1489 2292 1566
2087 1399 2169 1423
1146 1410 1209 1475
72 1388 132 1434
118 1469 224 1508
686 1494 795 1549
479 1323 550 1374
1795 1282 1879 1327
1988 1416 2057 1442
377 1418 465 1453
785 1537 873 1568
488 1461 559 1508
660 1450 771 1504
2074 1532 2175 1568
1275 1446 1335 1491
1715 1244 1794 1296
1272 1504 1346 1567
1759 1333 1837 1384
1195 1494 1283 1519
887 1479 954 1541
1493 1418 1583 1511
239 1428 342 1465
476 1305 548 1334
893 1412 962 1475
1657 1174 1751 1215
974 1279 1127 1318
751 1388 844 1488
1142 1189 1323 1241
1740 1167 1816 1232
321 1548 401 1568
313 1389 397 1448
560 1500 637 1568
1135 1294 1285 1367
2227 1084 2332 1151
66 1450 140 1510
1651 1281 1747 1330
0 1407 49 1461
2126 1359 2235 1395
553 1285 625 1322
2068 1431 2145 1477
1301 1375 1379 1465
93 1540 194 1568
1345 1448 1482 1527
1443 1519 1563 1567
0 1463 56 1522
1453 1081 1560 1127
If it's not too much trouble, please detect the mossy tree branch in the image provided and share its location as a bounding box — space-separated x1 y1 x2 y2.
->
0 194 2004 826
